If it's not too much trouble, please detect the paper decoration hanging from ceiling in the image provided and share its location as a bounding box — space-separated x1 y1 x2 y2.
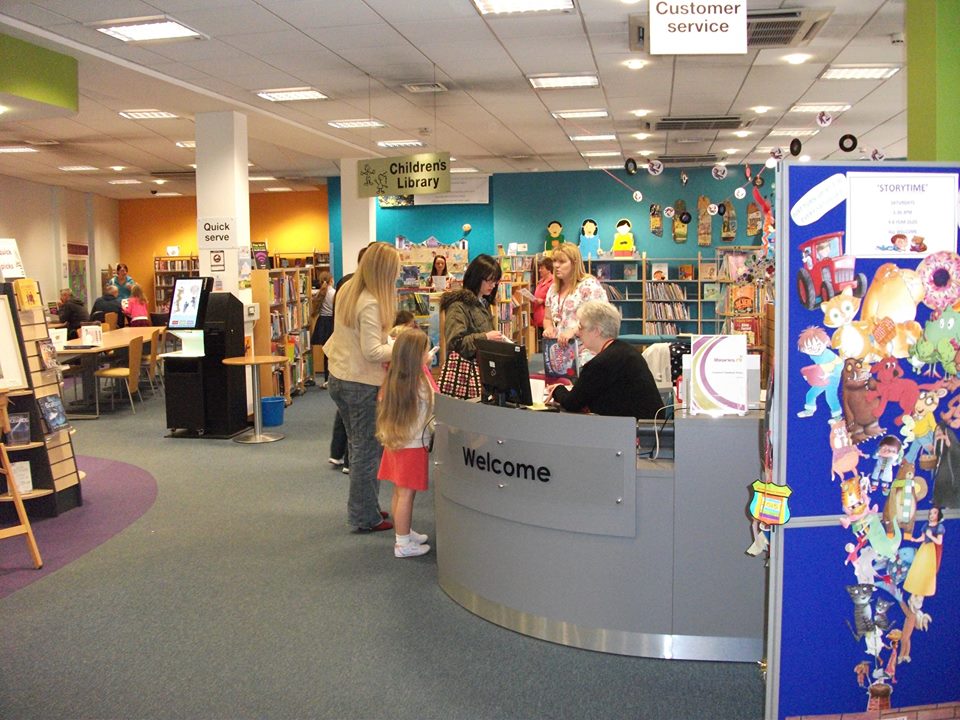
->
697 196 712 246
673 199 688 243
650 204 663 238
746 202 762 237
721 201 737 241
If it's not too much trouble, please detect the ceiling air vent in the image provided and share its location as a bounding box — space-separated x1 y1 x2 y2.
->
629 7 830 52
656 154 721 165
403 82 448 94
651 116 750 132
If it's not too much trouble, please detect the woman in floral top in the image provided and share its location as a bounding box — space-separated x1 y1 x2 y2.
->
543 244 610 366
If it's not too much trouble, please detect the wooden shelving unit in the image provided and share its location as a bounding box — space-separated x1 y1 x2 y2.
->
153 255 199 312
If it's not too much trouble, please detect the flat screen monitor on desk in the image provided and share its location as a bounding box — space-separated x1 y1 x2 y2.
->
475 339 533 407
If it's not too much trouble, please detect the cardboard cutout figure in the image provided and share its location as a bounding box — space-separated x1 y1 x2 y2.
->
545 220 564 253
611 218 635 256
578 218 601 260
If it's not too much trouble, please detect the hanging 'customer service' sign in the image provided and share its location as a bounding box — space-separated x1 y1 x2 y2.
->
649 1 747 55
357 152 450 198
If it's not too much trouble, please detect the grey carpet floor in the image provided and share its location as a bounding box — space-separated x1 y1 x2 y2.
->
0 383 764 720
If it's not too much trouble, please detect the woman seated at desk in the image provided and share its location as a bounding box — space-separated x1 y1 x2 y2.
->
547 301 664 420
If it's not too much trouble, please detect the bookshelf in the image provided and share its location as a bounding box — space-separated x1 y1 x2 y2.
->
251 266 314 404
496 255 536 354
0 282 83 520
153 255 199 312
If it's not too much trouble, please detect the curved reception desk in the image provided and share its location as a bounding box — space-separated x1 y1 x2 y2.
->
432 394 765 662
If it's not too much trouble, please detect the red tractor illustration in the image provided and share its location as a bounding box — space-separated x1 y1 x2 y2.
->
796 231 867 310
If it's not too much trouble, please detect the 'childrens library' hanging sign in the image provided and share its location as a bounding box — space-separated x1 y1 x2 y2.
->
357 152 450 198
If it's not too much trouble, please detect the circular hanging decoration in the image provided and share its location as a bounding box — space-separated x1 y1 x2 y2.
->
632 190 643 203
663 206 676 218
679 210 692 224
816 111 833 128
790 138 803 156
917 251 960 312
717 202 727 216
647 159 664 176
870 148 886 162
707 203 719 216
624 157 639 175
839 134 858 152
734 187 747 200
680 170 689 186
462 223 472 234
711 164 728 180
770 147 784 161
753 175 765 187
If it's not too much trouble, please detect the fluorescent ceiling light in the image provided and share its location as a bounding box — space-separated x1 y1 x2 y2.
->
175 140 196 148
264 187 293 192
631 109 651 117
752 106 771 114
0 146 39 153
790 103 851 113
570 134 616 142
257 87 327 102
633 133 651 141
799 155 812 162
733 130 752 138
154 192 182 197
93 15 205 42
108 179 142 185
580 151 621 157
59 165 98 172
723 148 740 154
119 109 177 119
529 75 599 89
109 166 126 172
768 128 820 137
450 167 479 173
328 119 385 129
821 65 900 80
249 176 277 182
553 109 609 120
588 163 623 170
623 59 647 70
472 0 573 14
377 140 424 148
783 53 812 65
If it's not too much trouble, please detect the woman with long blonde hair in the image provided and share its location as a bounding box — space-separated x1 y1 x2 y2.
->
376 328 435 557
324 242 400 533
542 243 609 365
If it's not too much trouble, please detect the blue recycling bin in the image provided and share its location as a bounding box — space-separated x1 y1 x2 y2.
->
261 396 285 427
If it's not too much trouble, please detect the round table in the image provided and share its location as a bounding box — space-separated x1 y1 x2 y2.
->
222 355 289 443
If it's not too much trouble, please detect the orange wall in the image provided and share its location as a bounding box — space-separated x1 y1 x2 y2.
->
118 187 329 304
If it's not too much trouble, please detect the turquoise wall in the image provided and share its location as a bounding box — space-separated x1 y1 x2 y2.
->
375 198 495 253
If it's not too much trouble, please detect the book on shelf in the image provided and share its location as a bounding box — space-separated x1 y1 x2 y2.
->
702 283 721 302
678 264 694 281
401 265 421 287
10 460 33 494
623 263 639 281
13 278 43 310
593 262 611 282
36 338 59 370
542 337 579 380
723 251 749 281
729 316 760 346
251 242 269 269
728 284 757 315
6 412 31 445
649 263 668 281
701 264 718 280
36 394 70 434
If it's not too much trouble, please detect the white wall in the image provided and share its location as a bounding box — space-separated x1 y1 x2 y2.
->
0 173 119 305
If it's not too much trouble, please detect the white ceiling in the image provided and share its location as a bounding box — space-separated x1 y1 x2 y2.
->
0 0 906 199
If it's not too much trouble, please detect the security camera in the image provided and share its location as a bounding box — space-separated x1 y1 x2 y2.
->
150 189 158 195
891 32 905 45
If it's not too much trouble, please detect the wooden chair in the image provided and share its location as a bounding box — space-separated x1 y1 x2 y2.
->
103 311 119 331
0 444 43 569
95 335 144 414
140 328 164 397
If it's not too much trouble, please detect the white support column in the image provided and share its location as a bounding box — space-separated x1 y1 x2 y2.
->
339 158 376 273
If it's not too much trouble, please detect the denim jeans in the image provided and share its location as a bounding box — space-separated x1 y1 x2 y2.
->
330 410 349 467
329 375 382 529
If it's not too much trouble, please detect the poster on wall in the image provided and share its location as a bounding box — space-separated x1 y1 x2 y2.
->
773 161 960 720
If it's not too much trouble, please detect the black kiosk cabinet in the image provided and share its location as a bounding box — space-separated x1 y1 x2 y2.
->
163 279 247 438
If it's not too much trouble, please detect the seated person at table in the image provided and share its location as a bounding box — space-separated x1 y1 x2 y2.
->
123 284 151 327
547 301 664 420
90 284 125 328
57 287 89 339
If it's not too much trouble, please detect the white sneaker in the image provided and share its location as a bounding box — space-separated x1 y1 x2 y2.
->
328 457 344 466
409 529 429 544
395 542 431 558
342 466 350 474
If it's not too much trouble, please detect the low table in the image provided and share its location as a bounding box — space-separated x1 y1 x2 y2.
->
222 355 289 444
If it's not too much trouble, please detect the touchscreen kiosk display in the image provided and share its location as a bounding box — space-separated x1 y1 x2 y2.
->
167 276 213 330
474 339 533 407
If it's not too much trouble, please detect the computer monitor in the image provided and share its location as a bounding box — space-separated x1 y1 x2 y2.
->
167 276 213 331
474 339 533 407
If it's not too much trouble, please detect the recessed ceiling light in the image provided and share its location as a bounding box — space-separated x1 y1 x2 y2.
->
633 132 651 140
799 155 812 162
623 59 647 70
768 128 820 137
552 109 609 120
472 0 574 14
119 109 178 119
529 74 599 89
187 164 197 169
588 163 624 170
256 87 327 102
723 148 740 154
377 140 424 148
783 53 812 65
249 176 277 182
790 103 851 113
821 65 900 80
733 130 752 138
327 119 385 129
450 167 479 173
638 150 653 157
175 140 196 148
108 179 142 185
59 165 98 172
631 109 651 118
109 166 126 172
153 179 167 185
581 151 621 157
264 187 293 192
0 106 7 115
752 106 771 114
0 146 39 153
92 15 206 42
570 134 617 142
153 192 182 197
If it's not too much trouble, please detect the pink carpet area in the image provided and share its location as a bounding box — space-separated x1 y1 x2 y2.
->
0 456 157 599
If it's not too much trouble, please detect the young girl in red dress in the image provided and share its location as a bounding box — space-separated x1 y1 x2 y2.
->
376 328 437 558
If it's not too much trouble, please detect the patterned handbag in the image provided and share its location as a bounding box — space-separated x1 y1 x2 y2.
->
438 352 481 400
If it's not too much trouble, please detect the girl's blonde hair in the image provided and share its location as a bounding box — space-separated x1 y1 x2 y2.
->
130 283 144 300
377 328 433 450
317 270 333 293
335 243 399 331
552 243 590 293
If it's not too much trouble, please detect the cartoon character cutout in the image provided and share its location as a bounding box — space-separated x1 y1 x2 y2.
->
797 326 843 420
611 218 635 256
869 435 903 496
545 220 564 253
578 218 601 260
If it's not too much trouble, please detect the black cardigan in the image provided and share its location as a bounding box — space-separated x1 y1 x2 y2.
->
551 339 665 420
